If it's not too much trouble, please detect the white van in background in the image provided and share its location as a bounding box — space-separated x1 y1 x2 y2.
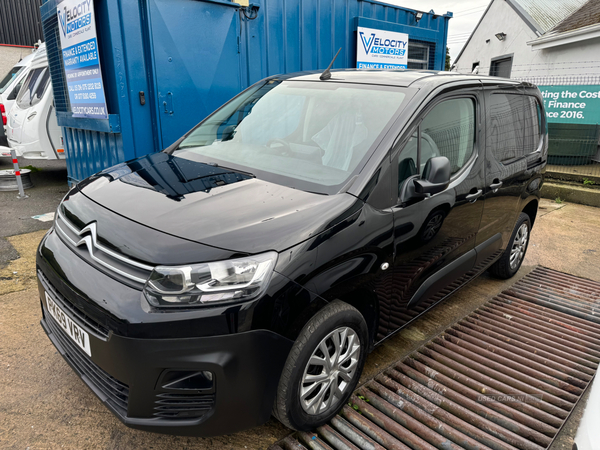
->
0 44 44 139
6 46 64 160
0 45 43 152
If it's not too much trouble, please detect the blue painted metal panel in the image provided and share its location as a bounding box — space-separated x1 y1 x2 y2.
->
42 0 451 184
63 127 124 185
145 0 242 149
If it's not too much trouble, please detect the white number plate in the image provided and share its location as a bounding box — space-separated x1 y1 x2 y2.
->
45 291 92 357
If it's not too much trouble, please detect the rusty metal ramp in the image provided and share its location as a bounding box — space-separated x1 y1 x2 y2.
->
269 267 600 450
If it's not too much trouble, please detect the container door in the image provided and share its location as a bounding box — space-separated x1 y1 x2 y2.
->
146 0 242 149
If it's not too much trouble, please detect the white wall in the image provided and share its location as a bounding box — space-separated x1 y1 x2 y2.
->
0 46 32 78
522 37 600 84
454 0 600 84
454 0 539 76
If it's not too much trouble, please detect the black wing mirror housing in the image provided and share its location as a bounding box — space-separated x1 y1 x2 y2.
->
414 156 451 195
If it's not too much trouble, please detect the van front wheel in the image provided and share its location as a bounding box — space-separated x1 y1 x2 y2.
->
273 300 368 431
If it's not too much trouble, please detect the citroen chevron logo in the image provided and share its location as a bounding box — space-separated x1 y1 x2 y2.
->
75 222 99 253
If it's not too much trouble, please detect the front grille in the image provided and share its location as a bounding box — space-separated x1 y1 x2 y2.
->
46 313 129 414
54 208 154 285
39 270 110 340
153 392 215 419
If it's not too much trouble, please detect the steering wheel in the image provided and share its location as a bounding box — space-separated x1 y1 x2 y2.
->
266 138 291 156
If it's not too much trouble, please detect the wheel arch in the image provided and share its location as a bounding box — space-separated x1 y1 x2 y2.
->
522 199 538 228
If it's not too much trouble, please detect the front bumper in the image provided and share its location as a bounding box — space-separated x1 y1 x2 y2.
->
37 231 294 436
39 275 293 436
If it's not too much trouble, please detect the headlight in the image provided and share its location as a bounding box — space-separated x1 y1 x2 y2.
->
143 251 278 307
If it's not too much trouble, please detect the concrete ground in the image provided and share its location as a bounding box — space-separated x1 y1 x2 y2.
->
1 198 599 449
0 157 69 294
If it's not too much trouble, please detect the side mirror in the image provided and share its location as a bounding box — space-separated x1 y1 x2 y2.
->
414 156 451 195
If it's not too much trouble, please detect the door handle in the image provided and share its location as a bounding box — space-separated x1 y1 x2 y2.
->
466 189 483 203
163 92 173 115
490 180 503 193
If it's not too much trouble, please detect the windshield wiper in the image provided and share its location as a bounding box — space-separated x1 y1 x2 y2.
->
205 162 256 178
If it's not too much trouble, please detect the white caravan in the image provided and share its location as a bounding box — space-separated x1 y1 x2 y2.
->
0 44 44 139
6 45 64 160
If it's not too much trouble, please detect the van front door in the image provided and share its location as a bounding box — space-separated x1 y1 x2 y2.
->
384 90 485 337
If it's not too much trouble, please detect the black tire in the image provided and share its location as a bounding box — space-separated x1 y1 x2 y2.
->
273 300 368 431
489 212 531 279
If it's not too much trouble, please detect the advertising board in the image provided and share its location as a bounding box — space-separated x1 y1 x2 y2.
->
539 86 600 125
57 0 108 119
356 26 409 69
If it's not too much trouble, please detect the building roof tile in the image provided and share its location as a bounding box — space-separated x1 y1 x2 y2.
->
512 0 589 33
550 0 600 33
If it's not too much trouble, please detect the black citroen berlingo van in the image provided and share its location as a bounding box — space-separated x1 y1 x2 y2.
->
37 70 547 436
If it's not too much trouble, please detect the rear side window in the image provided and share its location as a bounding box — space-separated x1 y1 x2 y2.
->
16 67 50 109
523 96 542 153
0 66 24 94
488 93 526 163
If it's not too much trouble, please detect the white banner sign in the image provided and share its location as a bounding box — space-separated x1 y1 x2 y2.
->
57 0 108 119
356 26 409 69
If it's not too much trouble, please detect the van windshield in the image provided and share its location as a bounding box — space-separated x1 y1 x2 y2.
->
0 66 25 94
176 80 408 194
16 67 50 109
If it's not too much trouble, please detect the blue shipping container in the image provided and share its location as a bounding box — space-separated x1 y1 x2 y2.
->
41 0 451 183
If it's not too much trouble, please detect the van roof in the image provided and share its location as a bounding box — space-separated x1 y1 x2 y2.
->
29 44 48 68
278 69 525 88
14 44 45 68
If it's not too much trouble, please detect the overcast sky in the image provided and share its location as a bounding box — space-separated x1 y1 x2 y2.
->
384 0 491 64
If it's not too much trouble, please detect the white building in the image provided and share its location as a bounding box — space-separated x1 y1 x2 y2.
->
453 0 600 83
453 0 600 167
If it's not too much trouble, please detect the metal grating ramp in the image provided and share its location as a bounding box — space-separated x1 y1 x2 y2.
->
269 267 600 450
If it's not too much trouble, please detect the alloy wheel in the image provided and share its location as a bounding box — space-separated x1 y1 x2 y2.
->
510 223 529 270
299 327 360 415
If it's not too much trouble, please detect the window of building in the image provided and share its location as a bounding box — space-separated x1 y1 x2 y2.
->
407 43 430 69
471 62 480 73
489 57 513 78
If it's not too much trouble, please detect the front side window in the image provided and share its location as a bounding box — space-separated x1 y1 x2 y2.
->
176 80 409 194
0 66 24 94
398 98 476 189
16 67 49 109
